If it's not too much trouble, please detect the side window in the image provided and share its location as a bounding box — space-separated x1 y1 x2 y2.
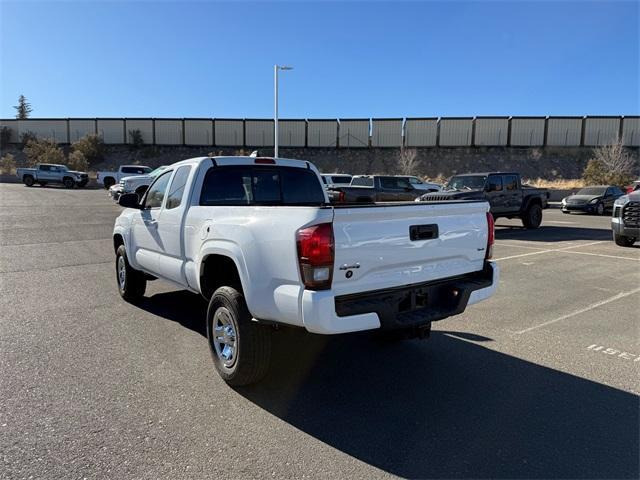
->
380 177 397 189
144 171 172 209
504 175 518 191
612 187 623 196
165 166 192 210
39 165 49 171
487 176 503 192
396 177 411 189
409 177 422 185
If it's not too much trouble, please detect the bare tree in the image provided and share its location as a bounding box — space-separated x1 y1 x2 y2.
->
583 139 637 186
398 147 418 175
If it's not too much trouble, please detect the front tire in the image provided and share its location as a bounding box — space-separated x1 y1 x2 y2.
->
207 286 271 386
23 175 34 187
522 203 543 229
613 232 636 247
63 177 75 189
115 245 146 302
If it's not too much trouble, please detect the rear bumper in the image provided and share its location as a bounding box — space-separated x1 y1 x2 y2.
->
301 262 499 334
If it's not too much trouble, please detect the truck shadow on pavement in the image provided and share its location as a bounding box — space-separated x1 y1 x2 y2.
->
137 291 639 479
495 225 612 242
239 328 639 479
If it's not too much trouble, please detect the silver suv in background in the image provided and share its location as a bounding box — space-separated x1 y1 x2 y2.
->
16 164 89 188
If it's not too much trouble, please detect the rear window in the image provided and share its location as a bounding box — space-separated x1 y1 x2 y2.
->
331 176 352 184
122 166 151 174
351 177 374 187
200 166 325 206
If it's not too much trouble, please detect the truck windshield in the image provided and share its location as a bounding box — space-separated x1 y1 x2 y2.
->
149 166 168 177
200 166 326 206
447 175 487 191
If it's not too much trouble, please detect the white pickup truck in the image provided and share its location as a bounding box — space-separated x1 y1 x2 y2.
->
97 165 152 189
113 156 498 385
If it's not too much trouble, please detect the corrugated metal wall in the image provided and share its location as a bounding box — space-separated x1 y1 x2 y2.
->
307 120 337 147
546 117 582 146
510 118 545 146
245 120 274 147
215 119 244 146
371 119 402 147
18 119 68 143
439 118 473 146
622 117 640 147
155 119 183 145
69 119 96 142
0 119 19 142
125 119 153 144
474 117 508 146
339 119 369 147
583 117 621 146
97 119 125 144
404 118 437 147
184 120 213 145
278 120 306 147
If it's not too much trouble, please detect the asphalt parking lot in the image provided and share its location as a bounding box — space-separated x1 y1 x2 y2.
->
1 183 638 479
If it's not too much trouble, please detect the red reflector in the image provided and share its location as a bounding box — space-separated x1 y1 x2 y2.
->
339 191 345 203
486 212 495 260
254 157 276 164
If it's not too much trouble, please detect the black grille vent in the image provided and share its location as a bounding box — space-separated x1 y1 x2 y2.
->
623 201 640 227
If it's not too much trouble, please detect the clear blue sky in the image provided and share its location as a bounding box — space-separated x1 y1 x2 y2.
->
1 1 638 118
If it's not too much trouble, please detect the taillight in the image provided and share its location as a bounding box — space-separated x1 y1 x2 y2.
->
296 223 334 290
338 191 345 203
486 212 495 260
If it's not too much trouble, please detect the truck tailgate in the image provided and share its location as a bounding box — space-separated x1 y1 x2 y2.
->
331 201 490 295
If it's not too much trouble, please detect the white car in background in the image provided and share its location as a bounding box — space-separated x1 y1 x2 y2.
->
109 166 169 201
321 173 352 188
399 176 443 192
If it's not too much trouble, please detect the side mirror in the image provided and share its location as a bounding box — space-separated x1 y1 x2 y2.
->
119 193 141 209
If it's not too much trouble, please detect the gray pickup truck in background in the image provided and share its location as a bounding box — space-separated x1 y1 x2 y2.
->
417 172 549 229
16 163 89 188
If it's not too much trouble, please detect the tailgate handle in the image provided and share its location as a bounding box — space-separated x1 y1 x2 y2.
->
410 224 439 241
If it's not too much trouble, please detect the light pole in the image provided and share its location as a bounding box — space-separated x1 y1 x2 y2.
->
274 64 293 158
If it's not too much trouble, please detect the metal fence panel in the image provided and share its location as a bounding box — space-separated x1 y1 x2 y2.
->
474 117 509 146
68 119 96 142
371 118 402 147
404 118 437 147
307 120 337 147
278 120 306 147
125 119 153 144
439 118 473 146
583 117 621 146
245 120 274 147
18 119 68 143
184 119 213 145
510 117 545 146
155 119 183 145
339 119 369 148
97 119 125 144
621 117 640 146
546 117 583 146
0 119 19 143
215 119 244 146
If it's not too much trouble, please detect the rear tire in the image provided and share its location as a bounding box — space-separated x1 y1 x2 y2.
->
522 203 543 229
613 232 636 247
23 175 34 187
115 245 146 302
207 286 271 386
63 177 75 189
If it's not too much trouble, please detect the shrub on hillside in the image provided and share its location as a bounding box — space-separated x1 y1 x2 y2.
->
0 126 12 148
19 131 37 148
72 134 104 165
128 129 144 150
582 140 637 186
67 150 88 171
0 153 16 174
23 138 65 167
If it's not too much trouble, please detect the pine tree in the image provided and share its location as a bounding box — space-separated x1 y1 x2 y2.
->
14 95 33 119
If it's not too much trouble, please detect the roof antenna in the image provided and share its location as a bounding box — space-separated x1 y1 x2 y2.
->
249 150 259 158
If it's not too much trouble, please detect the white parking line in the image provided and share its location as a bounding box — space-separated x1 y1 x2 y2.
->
495 242 548 250
494 241 606 261
564 250 640 261
515 287 640 334
545 220 577 224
